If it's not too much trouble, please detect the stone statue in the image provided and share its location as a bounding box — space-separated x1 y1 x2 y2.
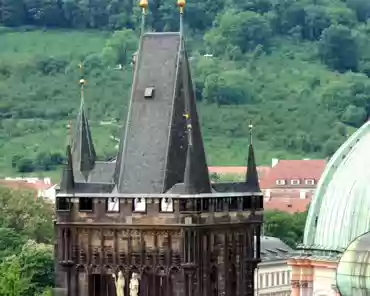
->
129 272 139 296
113 271 125 296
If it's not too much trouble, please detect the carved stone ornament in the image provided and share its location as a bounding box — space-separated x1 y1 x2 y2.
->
300 281 309 288
129 272 139 296
291 280 300 288
113 271 125 296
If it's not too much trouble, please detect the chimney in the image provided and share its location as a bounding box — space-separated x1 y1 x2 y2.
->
272 158 279 167
44 177 51 185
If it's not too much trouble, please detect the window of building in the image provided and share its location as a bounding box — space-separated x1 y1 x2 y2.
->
106 197 119 212
133 197 146 212
305 179 315 185
57 197 70 211
265 273 270 287
276 272 280 286
79 197 93 211
259 274 263 288
290 179 300 185
282 271 286 285
276 179 286 185
160 198 174 212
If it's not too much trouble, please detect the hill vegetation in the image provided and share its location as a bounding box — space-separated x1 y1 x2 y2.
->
1 0 370 179
0 187 54 296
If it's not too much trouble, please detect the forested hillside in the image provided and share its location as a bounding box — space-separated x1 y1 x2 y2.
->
1 0 370 178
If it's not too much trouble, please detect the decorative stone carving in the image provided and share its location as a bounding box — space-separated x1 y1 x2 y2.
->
300 280 308 288
129 272 139 296
291 280 300 288
113 271 125 296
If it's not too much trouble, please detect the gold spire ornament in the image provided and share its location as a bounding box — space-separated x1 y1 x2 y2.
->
139 0 148 14
177 0 186 14
78 63 86 102
248 120 254 145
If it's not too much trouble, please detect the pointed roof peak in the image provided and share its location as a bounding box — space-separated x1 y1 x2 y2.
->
60 145 75 193
71 73 96 178
245 122 260 192
183 110 211 194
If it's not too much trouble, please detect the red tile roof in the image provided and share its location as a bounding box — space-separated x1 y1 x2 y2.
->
260 160 326 189
264 197 311 214
208 166 271 179
0 180 54 192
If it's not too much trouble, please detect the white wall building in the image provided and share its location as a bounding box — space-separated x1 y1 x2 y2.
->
255 236 293 296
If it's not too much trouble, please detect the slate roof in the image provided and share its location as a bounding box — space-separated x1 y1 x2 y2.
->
59 31 261 196
259 236 294 262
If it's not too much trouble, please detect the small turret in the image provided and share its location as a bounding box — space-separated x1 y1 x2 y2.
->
245 121 260 192
60 145 75 193
71 65 97 180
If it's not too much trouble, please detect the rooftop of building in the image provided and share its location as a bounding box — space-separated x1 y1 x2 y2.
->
304 120 370 253
59 30 261 197
260 159 326 189
0 177 55 192
260 236 294 262
264 197 311 214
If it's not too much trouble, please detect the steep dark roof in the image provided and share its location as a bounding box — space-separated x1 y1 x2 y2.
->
114 33 210 194
71 100 96 179
60 145 75 193
245 144 260 192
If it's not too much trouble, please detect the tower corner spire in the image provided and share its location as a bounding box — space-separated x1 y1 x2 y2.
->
177 0 186 36
60 145 75 193
71 63 96 179
245 120 260 192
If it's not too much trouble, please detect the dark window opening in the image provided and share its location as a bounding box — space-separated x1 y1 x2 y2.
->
57 197 70 211
202 198 209 211
243 197 252 210
215 198 223 212
79 197 93 211
315 216 318 227
229 197 238 211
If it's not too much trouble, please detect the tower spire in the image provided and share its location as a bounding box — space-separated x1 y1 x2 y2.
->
245 121 260 192
60 145 75 193
177 0 186 37
71 63 97 180
249 120 253 145
139 0 148 36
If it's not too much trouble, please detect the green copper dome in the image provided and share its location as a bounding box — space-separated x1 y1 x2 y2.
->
304 121 370 252
336 231 370 296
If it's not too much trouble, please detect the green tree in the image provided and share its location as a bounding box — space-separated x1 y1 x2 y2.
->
0 258 33 296
102 29 138 65
264 210 308 248
0 187 54 243
0 228 27 260
319 24 359 72
205 10 272 56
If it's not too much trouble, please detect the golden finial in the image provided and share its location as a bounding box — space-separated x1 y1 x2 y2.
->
67 120 72 145
78 63 86 101
177 0 186 13
139 0 148 13
248 120 254 145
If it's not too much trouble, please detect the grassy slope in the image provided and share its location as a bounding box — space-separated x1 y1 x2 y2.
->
0 30 348 181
